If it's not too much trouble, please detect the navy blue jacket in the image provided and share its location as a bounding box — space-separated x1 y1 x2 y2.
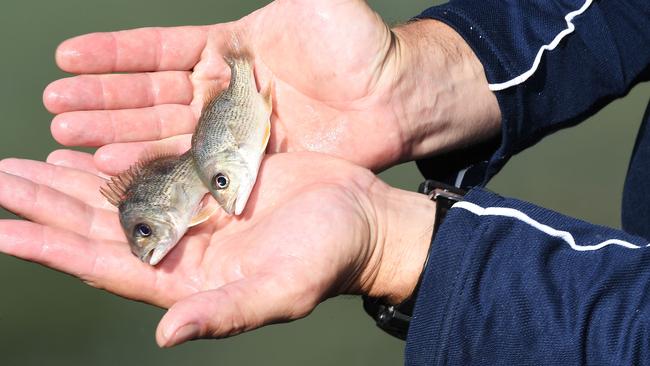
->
407 1 650 364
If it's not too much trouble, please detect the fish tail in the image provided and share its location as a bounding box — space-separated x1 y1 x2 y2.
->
224 31 253 66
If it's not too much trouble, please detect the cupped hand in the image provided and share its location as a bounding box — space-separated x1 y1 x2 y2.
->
0 150 396 347
45 0 410 175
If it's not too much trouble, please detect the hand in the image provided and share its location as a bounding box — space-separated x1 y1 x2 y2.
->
44 0 500 175
0 150 435 346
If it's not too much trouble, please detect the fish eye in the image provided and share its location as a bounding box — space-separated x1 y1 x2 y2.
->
213 173 229 190
134 223 152 238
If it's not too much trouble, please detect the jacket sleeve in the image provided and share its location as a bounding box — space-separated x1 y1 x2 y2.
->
405 188 650 365
415 0 650 187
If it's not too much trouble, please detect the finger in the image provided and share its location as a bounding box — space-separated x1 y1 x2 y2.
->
94 134 192 175
0 219 102 278
46 149 108 178
0 157 113 210
156 274 317 347
0 171 122 241
0 220 171 306
56 26 209 73
51 104 197 146
43 71 193 114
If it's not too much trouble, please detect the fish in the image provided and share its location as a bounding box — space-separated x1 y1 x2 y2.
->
100 152 215 265
191 48 272 216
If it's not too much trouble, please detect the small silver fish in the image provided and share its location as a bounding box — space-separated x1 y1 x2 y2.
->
191 50 272 215
100 152 214 265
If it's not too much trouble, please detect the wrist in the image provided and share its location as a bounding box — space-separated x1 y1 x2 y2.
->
388 19 501 162
359 184 436 304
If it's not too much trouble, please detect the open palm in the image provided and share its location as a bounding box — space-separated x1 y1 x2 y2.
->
45 0 405 175
0 150 383 346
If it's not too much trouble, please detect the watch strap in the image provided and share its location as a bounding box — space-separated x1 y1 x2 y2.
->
362 180 466 340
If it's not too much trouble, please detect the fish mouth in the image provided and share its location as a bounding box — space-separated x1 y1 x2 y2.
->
138 245 173 266
234 181 255 215
234 198 245 216
220 199 236 216
219 189 251 216
139 248 155 264
139 248 155 265
151 245 173 266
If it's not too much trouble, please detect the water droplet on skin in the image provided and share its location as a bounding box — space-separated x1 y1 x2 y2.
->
302 117 347 153
315 8 332 21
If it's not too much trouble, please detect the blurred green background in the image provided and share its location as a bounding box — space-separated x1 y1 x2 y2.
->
0 0 647 365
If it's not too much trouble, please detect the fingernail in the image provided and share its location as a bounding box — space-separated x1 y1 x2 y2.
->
165 323 200 347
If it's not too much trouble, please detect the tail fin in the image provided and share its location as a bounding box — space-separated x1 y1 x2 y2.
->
224 31 253 66
199 33 254 115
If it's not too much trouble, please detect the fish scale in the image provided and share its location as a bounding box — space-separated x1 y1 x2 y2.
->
121 152 200 208
194 58 258 157
190 51 272 215
102 150 210 266
101 49 271 265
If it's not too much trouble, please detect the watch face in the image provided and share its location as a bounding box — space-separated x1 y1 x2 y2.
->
419 179 467 197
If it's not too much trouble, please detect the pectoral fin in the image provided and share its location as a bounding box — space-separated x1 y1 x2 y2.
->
189 195 219 227
261 118 271 153
261 78 274 113
260 79 273 153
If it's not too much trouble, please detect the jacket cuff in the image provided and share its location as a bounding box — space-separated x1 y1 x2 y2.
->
404 187 502 364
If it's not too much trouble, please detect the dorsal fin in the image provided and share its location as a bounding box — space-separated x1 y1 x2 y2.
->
138 148 179 166
99 149 179 207
100 162 143 207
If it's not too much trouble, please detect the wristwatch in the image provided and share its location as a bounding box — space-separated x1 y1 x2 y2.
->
362 180 466 340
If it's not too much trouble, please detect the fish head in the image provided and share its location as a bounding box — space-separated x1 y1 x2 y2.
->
119 205 186 266
200 155 258 216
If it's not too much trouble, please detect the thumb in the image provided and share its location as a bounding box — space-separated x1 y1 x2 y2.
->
155 274 319 347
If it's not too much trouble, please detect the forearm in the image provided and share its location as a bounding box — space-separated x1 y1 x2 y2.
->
388 19 502 164
415 0 650 186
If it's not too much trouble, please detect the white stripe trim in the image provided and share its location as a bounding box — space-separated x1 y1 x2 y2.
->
454 201 646 251
487 0 594 91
